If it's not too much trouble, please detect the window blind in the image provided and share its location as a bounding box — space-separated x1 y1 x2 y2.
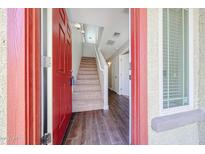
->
163 9 189 109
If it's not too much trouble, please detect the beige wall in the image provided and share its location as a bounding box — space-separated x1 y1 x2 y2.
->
198 9 205 144
0 8 7 145
148 8 200 144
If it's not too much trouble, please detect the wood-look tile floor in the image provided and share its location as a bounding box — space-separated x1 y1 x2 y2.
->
63 90 129 145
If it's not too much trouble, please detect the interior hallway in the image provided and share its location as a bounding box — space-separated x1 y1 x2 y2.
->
63 90 129 145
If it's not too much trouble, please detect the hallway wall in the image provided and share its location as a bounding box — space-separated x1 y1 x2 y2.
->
0 9 7 145
108 41 129 94
82 43 96 57
71 24 83 82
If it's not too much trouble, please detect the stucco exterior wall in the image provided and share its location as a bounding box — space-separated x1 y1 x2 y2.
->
0 8 7 145
198 9 205 145
148 8 200 145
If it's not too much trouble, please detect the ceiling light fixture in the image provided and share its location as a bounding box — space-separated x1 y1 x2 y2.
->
108 61 111 66
74 23 81 30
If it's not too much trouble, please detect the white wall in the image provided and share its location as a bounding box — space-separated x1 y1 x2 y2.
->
0 9 7 145
83 43 96 57
71 25 83 81
148 8 200 145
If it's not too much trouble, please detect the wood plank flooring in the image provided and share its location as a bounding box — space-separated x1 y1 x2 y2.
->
63 90 129 145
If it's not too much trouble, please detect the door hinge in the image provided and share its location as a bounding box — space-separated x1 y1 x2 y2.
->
41 133 51 145
129 75 131 80
42 56 52 68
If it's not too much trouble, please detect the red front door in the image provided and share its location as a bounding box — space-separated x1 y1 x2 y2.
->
52 8 72 144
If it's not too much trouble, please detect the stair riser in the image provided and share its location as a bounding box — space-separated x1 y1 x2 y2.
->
73 96 102 100
80 64 96 66
81 59 96 61
72 100 103 105
73 93 102 100
81 60 96 62
72 104 103 113
79 68 97 71
80 64 96 67
74 85 101 91
80 61 96 64
78 75 98 80
76 80 99 85
78 71 98 75
82 57 96 60
80 65 96 68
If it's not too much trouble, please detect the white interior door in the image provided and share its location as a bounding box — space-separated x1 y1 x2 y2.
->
121 53 129 96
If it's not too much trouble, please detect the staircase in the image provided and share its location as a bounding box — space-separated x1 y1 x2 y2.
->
72 57 104 112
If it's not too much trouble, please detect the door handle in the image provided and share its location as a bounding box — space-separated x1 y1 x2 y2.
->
70 76 74 86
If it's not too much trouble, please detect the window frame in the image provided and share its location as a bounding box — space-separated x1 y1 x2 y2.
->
159 8 194 115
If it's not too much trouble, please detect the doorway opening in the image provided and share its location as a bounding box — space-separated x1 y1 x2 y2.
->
62 8 130 145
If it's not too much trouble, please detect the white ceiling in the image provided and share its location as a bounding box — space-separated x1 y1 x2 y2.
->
67 8 129 59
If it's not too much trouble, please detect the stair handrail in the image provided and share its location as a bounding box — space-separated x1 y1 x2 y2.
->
94 45 109 110
94 46 105 71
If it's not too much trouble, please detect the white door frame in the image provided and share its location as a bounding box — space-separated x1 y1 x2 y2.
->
47 8 53 145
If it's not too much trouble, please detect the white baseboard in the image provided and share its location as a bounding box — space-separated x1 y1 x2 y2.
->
108 87 120 95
